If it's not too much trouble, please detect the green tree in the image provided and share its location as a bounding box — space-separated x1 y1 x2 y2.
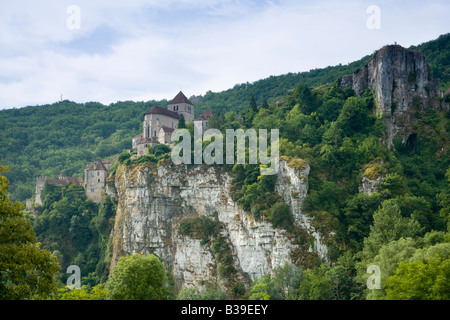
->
106 253 171 300
152 144 171 157
382 256 450 300
248 274 273 300
0 165 60 299
57 284 109 300
361 237 417 300
269 201 294 231
271 263 303 300
177 114 186 129
176 284 228 300
298 264 333 300
380 173 410 198
361 200 422 260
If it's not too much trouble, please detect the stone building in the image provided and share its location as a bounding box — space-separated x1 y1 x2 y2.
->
84 159 114 203
132 91 206 155
193 109 212 134
33 174 83 207
167 91 195 122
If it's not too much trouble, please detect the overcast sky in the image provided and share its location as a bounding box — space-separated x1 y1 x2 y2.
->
0 0 449 109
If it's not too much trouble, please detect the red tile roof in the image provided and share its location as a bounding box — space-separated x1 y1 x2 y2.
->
47 179 69 186
195 109 212 121
138 137 160 145
145 105 180 119
46 175 83 186
66 177 84 185
85 161 108 171
169 91 193 105
161 126 175 133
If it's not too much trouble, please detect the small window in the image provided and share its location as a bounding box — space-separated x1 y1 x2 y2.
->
91 188 95 192
97 171 100 176
98 179 100 182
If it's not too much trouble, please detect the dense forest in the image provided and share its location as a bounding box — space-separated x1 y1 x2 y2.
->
0 34 449 300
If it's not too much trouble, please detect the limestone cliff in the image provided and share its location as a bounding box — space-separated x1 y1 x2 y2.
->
340 45 442 149
108 159 330 294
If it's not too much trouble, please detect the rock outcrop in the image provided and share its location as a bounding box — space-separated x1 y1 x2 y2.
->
340 45 441 149
108 159 330 293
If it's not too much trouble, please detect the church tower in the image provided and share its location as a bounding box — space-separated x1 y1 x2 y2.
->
167 91 194 122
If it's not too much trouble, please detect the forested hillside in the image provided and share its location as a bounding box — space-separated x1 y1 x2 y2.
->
1 33 449 301
0 34 448 203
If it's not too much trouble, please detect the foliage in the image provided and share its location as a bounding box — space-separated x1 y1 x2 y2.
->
32 187 115 287
382 255 450 300
57 284 109 300
0 34 449 301
178 216 219 244
106 253 171 300
0 165 60 299
176 284 228 300
269 202 294 231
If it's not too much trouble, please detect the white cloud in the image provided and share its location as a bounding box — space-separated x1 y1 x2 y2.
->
0 0 449 109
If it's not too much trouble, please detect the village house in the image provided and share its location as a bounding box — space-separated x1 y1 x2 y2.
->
33 174 83 207
84 158 115 203
194 109 213 134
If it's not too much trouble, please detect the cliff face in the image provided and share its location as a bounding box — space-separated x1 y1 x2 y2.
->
340 45 442 149
108 159 329 292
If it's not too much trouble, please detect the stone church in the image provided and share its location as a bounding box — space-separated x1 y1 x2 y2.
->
132 91 212 156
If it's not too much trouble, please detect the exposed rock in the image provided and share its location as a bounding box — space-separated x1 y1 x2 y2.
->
358 160 387 195
359 175 383 196
340 45 442 149
109 159 329 293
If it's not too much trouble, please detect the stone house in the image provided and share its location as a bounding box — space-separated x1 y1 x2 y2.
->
193 109 212 134
84 159 115 203
33 174 83 207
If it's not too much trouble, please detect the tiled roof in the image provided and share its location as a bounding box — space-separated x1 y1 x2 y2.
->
160 126 175 133
145 105 180 119
138 137 160 144
66 176 84 185
47 179 69 186
46 175 83 186
169 91 193 105
85 161 108 171
194 109 212 121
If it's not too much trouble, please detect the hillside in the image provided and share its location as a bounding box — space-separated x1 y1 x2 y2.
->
1 34 449 301
0 34 449 203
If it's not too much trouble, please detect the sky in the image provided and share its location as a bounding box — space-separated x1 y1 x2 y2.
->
0 0 449 109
